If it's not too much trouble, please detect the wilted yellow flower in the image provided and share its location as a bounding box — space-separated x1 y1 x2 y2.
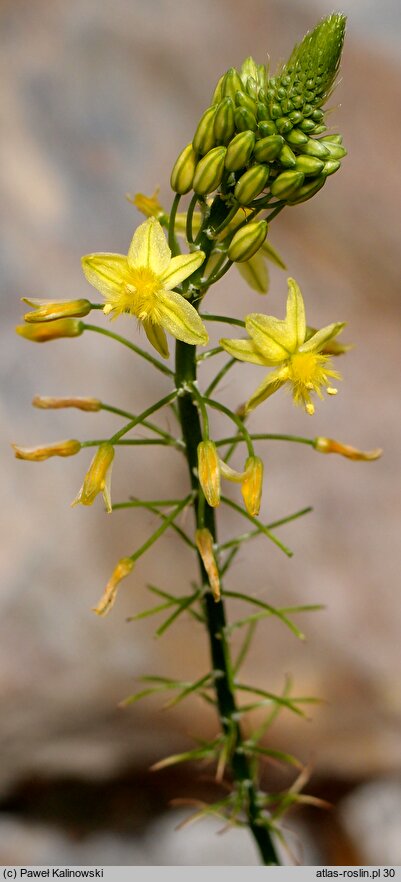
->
197 440 221 507
241 456 264 516
195 528 220 602
93 557 134 616
22 298 92 323
16 319 83 342
81 217 208 358
12 439 81 461
72 443 114 513
32 396 101 412
314 437 382 461
128 188 165 220
221 278 345 415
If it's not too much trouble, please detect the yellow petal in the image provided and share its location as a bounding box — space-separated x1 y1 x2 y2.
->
127 217 170 274
245 314 293 363
237 252 269 294
220 337 268 365
245 369 286 413
81 253 130 298
160 251 205 291
143 319 170 359
300 322 345 354
285 278 306 349
156 290 209 346
195 528 220 602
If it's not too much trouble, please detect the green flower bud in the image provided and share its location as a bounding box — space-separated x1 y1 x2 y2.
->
312 125 327 135
193 106 217 155
222 68 244 102
234 164 270 204
286 174 326 205
270 169 305 199
228 220 268 262
234 106 257 132
289 111 303 125
246 76 258 101
240 57 267 92
321 159 341 176
320 133 343 144
270 103 282 119
254 134 284 162
299 118 317 133
275 117 293 135
284 127 309 147
294 155 325 176
235 90 257 116
214 97 235 144
278 143 297 168
258 120 277 137
211 74 225 106
297 137 330 159
318 140 347 159
225 130 256 171
284 14 346 104
170 143 197 194
257 102 270 122
193 146 227 195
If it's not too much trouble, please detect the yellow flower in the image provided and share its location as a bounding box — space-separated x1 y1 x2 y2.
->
220 278 345 415
93 557 134 616
128 188 165 220
72 443 114 513
81 217 208 358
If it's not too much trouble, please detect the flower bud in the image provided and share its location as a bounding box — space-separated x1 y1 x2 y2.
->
213 97 235 144
298 138 330 159
258 120 277 137
225 130 255 172
195 528 220 602
222 68 243 102
192 106 217 155
193 146 226 196
32 395 101 412
314 437 382 461
241 455 264 516
278 144 297 168
170 143 197 195
237 252 269 294
299 119 316 133
321 159 341 176
197 440 220 507
93 557 134 616
234 164 270 204
286 175 326 205
294 155 325 176
318 140 347 160
72 442 114 513
284 128 309 147
254 135 284 162
320 134 343 145
275 117 293 135
228 220 268 263
22 298 91 323
256 102 270 122
16 319 83 342
235 90 257 116
234 106 257 133
13 439 81 461
211 73 225 106
270 170 305 199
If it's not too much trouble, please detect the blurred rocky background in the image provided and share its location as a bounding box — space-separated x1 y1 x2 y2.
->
1 0 400 866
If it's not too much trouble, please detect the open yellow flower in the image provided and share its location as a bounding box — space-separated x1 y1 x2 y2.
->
81 217 208 358
221 278 345 415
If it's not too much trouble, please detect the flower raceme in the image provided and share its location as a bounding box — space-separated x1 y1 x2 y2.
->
220 278 344 415
81 217 208 358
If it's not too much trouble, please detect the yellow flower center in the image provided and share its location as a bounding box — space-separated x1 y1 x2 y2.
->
117 267 164 322
287 351 340 415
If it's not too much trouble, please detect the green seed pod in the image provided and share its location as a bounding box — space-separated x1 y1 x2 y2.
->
270 169 305 199
225 130 256 171
297 137 330 158
295 155 325 176
286 174 326 205
228 220 268 262
193 106 217 155
235 90 257 115
275 117 293 134
256 102 270 121
299 118 316 133
270 103 282 119
258 120 277 137
234 107 257 132
320 133 343 144
278 143 297 168
193 146 227 195
321 159 341 176
214 97 235 144
170 143 197 194
318 141 347 159
234 164 270 204
284 127 309 147
254 134 284 162
222 68 244 102
211 74 225 106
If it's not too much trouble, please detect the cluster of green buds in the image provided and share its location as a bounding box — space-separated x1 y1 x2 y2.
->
171 14 346 208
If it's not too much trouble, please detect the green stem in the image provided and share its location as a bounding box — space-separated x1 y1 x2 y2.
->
82 323 174 378
216 433 315 447
174 338 279 866
109 391 178 444
100 402 177 443
200 313 246 328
